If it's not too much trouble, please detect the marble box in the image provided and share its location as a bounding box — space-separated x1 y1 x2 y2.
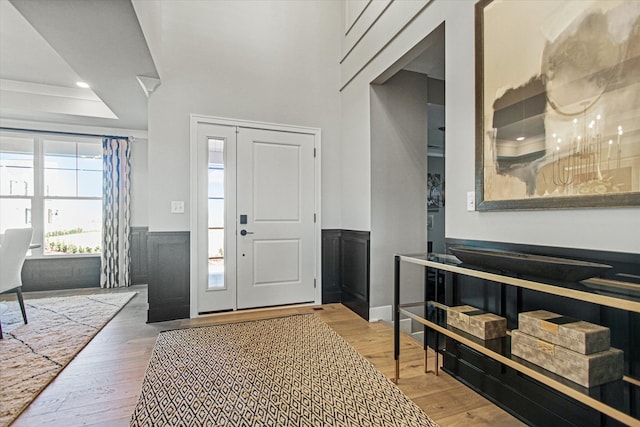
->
518 310 610 355
511 329 623 388
446 305 507 340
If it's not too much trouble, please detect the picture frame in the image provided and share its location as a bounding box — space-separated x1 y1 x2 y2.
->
475 0 640 211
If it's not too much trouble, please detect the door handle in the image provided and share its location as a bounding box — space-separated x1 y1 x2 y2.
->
240 229 254 236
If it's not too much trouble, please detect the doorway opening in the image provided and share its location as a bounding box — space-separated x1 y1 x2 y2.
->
369 22 445 319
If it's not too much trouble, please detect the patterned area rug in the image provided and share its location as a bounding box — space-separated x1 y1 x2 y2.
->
131 314 439 427
0 292 136 427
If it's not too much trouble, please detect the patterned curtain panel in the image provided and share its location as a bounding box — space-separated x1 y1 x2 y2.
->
101 137 131 288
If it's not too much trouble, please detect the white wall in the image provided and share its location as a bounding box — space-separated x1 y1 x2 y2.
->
341 0 640 308
130 0 640 311
133 0 342 231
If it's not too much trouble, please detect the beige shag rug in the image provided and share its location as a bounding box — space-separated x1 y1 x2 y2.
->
0 292 136 427
130 314 439 427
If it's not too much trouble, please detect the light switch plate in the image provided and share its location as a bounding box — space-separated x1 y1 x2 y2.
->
171 201 185 214
467 191 476 211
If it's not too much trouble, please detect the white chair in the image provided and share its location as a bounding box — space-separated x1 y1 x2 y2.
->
0 228 33 339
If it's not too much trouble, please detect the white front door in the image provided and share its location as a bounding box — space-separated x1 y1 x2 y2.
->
236 127 316 309
192 118 318 314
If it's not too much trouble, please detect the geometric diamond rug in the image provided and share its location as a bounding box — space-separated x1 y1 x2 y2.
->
130 314 439 426
0 292 137 427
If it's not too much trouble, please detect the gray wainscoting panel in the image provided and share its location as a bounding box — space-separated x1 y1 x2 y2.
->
22 256 101 292
321 229 371 320
131 226 149 285
321 229 343 303
340 230 370 320
147 231 190 322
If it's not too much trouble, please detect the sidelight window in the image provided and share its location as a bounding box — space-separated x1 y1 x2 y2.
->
208 138 225 288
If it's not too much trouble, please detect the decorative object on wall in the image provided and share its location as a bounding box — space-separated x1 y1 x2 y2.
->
475 0 640 210
427 173 444 211
101 137 131 288
427 214 434 230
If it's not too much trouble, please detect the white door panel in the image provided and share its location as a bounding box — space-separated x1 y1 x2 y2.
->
236 127 315 309
253 239 300 284
253 142 301 222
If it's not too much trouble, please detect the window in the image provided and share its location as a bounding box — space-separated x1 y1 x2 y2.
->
0 131 103 256
0 134 33 233
208 138 224 288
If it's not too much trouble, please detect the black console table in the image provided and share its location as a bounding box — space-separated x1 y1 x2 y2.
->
393 253 640 426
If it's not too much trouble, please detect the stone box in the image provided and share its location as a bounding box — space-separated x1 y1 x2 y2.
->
446 305 507 340
518 310 610 355
511 329 623 388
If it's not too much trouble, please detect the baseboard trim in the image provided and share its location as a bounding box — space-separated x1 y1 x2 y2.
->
399 317 413 335
369 305 392 322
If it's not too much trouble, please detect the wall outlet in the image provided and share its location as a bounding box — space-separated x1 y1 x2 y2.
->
467 191 476 211
171 201 185 214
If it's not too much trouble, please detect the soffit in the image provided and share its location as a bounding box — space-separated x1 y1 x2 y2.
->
1 0 158 131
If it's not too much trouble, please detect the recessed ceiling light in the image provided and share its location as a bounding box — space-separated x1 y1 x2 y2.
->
516 136 525 141
76 81 90 89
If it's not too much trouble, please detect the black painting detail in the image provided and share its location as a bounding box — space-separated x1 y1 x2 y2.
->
427 173 444 210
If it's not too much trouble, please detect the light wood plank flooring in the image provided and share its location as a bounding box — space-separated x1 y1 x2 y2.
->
8 285 524 426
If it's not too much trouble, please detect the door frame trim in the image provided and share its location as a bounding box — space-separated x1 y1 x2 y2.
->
189 114 322 318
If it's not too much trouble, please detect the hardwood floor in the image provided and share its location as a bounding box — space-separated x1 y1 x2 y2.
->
9 285 524 426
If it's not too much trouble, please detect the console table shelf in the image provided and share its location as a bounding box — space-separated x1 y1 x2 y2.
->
393 253 640 426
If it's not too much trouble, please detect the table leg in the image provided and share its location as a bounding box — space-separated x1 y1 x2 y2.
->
394 255 400 383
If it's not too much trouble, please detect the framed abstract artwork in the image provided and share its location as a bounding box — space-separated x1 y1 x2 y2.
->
475 0 640 210
428 172 444 211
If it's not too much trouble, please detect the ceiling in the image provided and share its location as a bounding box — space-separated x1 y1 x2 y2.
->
1 0 443 137
403 35 445 81
0 0 159 131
